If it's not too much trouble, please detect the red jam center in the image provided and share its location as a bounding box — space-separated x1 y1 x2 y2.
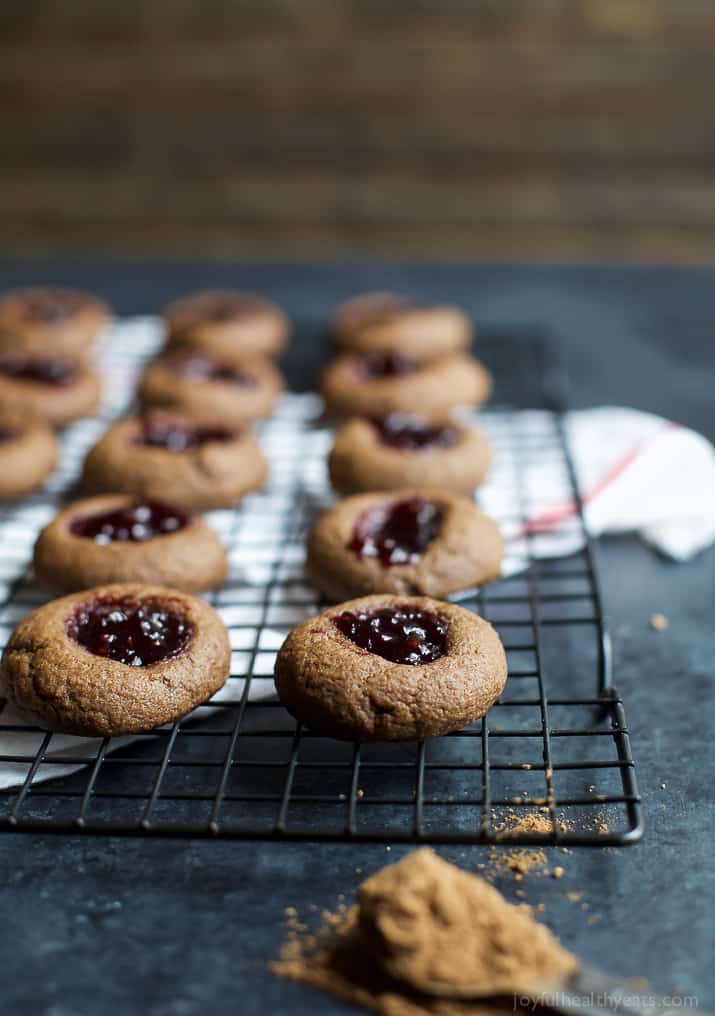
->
371 413 459 451
359 353 417 379
136 414 234 452
350 497 442 567
18 289 85 322
332 606 447 665
172 356 256 386
68 598 193 667
0 357 76 386
70 500 189 544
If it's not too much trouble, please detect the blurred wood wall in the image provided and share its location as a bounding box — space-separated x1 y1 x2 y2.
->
2 0 714 260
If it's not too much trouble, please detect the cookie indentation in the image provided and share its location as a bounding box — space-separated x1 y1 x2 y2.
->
135 413 234 451
68 597 193 667
350 497 442 567
0 357 76 386
371 413 459 451
18 289 86 323
70 500 189 544
359 353 417 379
171 356 257 386
332 605 447 665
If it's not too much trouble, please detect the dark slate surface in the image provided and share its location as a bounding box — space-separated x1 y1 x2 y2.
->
0 259 713 1016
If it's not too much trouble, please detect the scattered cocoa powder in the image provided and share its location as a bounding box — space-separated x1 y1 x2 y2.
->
494 811 557 837
272 849 579 1016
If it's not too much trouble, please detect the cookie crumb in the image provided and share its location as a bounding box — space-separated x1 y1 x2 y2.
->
552 867 565 879
650 613 669 631
660 783 667 790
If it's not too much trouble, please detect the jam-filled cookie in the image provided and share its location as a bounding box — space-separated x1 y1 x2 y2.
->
33 495 228 594
331 292 472 362
275 594 507 741
0 583 231 735
163 289 290 359
0 413 59 499
0 286 111 357
139 351 282 429
328 413 492 496
81 410 267 512
321 352 491 418
307 492 503 600
0 354 101 427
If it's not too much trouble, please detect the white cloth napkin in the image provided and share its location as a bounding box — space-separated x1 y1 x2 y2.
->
516 407 715 564
567 407 715 560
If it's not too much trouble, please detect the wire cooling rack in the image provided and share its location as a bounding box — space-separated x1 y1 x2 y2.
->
0 319 642 844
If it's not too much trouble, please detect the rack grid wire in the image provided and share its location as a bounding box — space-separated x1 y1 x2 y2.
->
0 319 643 845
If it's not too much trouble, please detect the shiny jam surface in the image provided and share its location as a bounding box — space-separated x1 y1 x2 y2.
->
371 413 459 452
68 597 193 667
135 414 234 452
332 606 447 665
19 289 84 322
350 497 442 567
0 357 76 386
70 500 189 544
359 353 417 379
171 356 256 386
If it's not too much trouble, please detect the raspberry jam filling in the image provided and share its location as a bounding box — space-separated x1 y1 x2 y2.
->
68 597 193 667
18 289 85 322
359 353 417 379
350 497 442 567
70 500 189 544
171 356 256 386
371 413 459 451
0 357 76 386
332 605 447 665
135 414 234 452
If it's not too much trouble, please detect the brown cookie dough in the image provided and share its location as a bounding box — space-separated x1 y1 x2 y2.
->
81 410 268 512
331 291 472 362
321 352 491 418
0 413 59 499
307 492 503 600
33 495 228 594
328 414 492 496
0 286 111 357
0 354 101 427
0 583 231 735
275 594 507 741
139 351 283 429
164 289 290 359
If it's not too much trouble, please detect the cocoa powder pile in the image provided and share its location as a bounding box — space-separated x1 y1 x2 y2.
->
273 848 579 1016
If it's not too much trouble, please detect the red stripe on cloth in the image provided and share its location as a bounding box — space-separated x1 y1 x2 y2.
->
514 420 679 538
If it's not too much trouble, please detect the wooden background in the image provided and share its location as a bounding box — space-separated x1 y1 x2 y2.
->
3 0 715 260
